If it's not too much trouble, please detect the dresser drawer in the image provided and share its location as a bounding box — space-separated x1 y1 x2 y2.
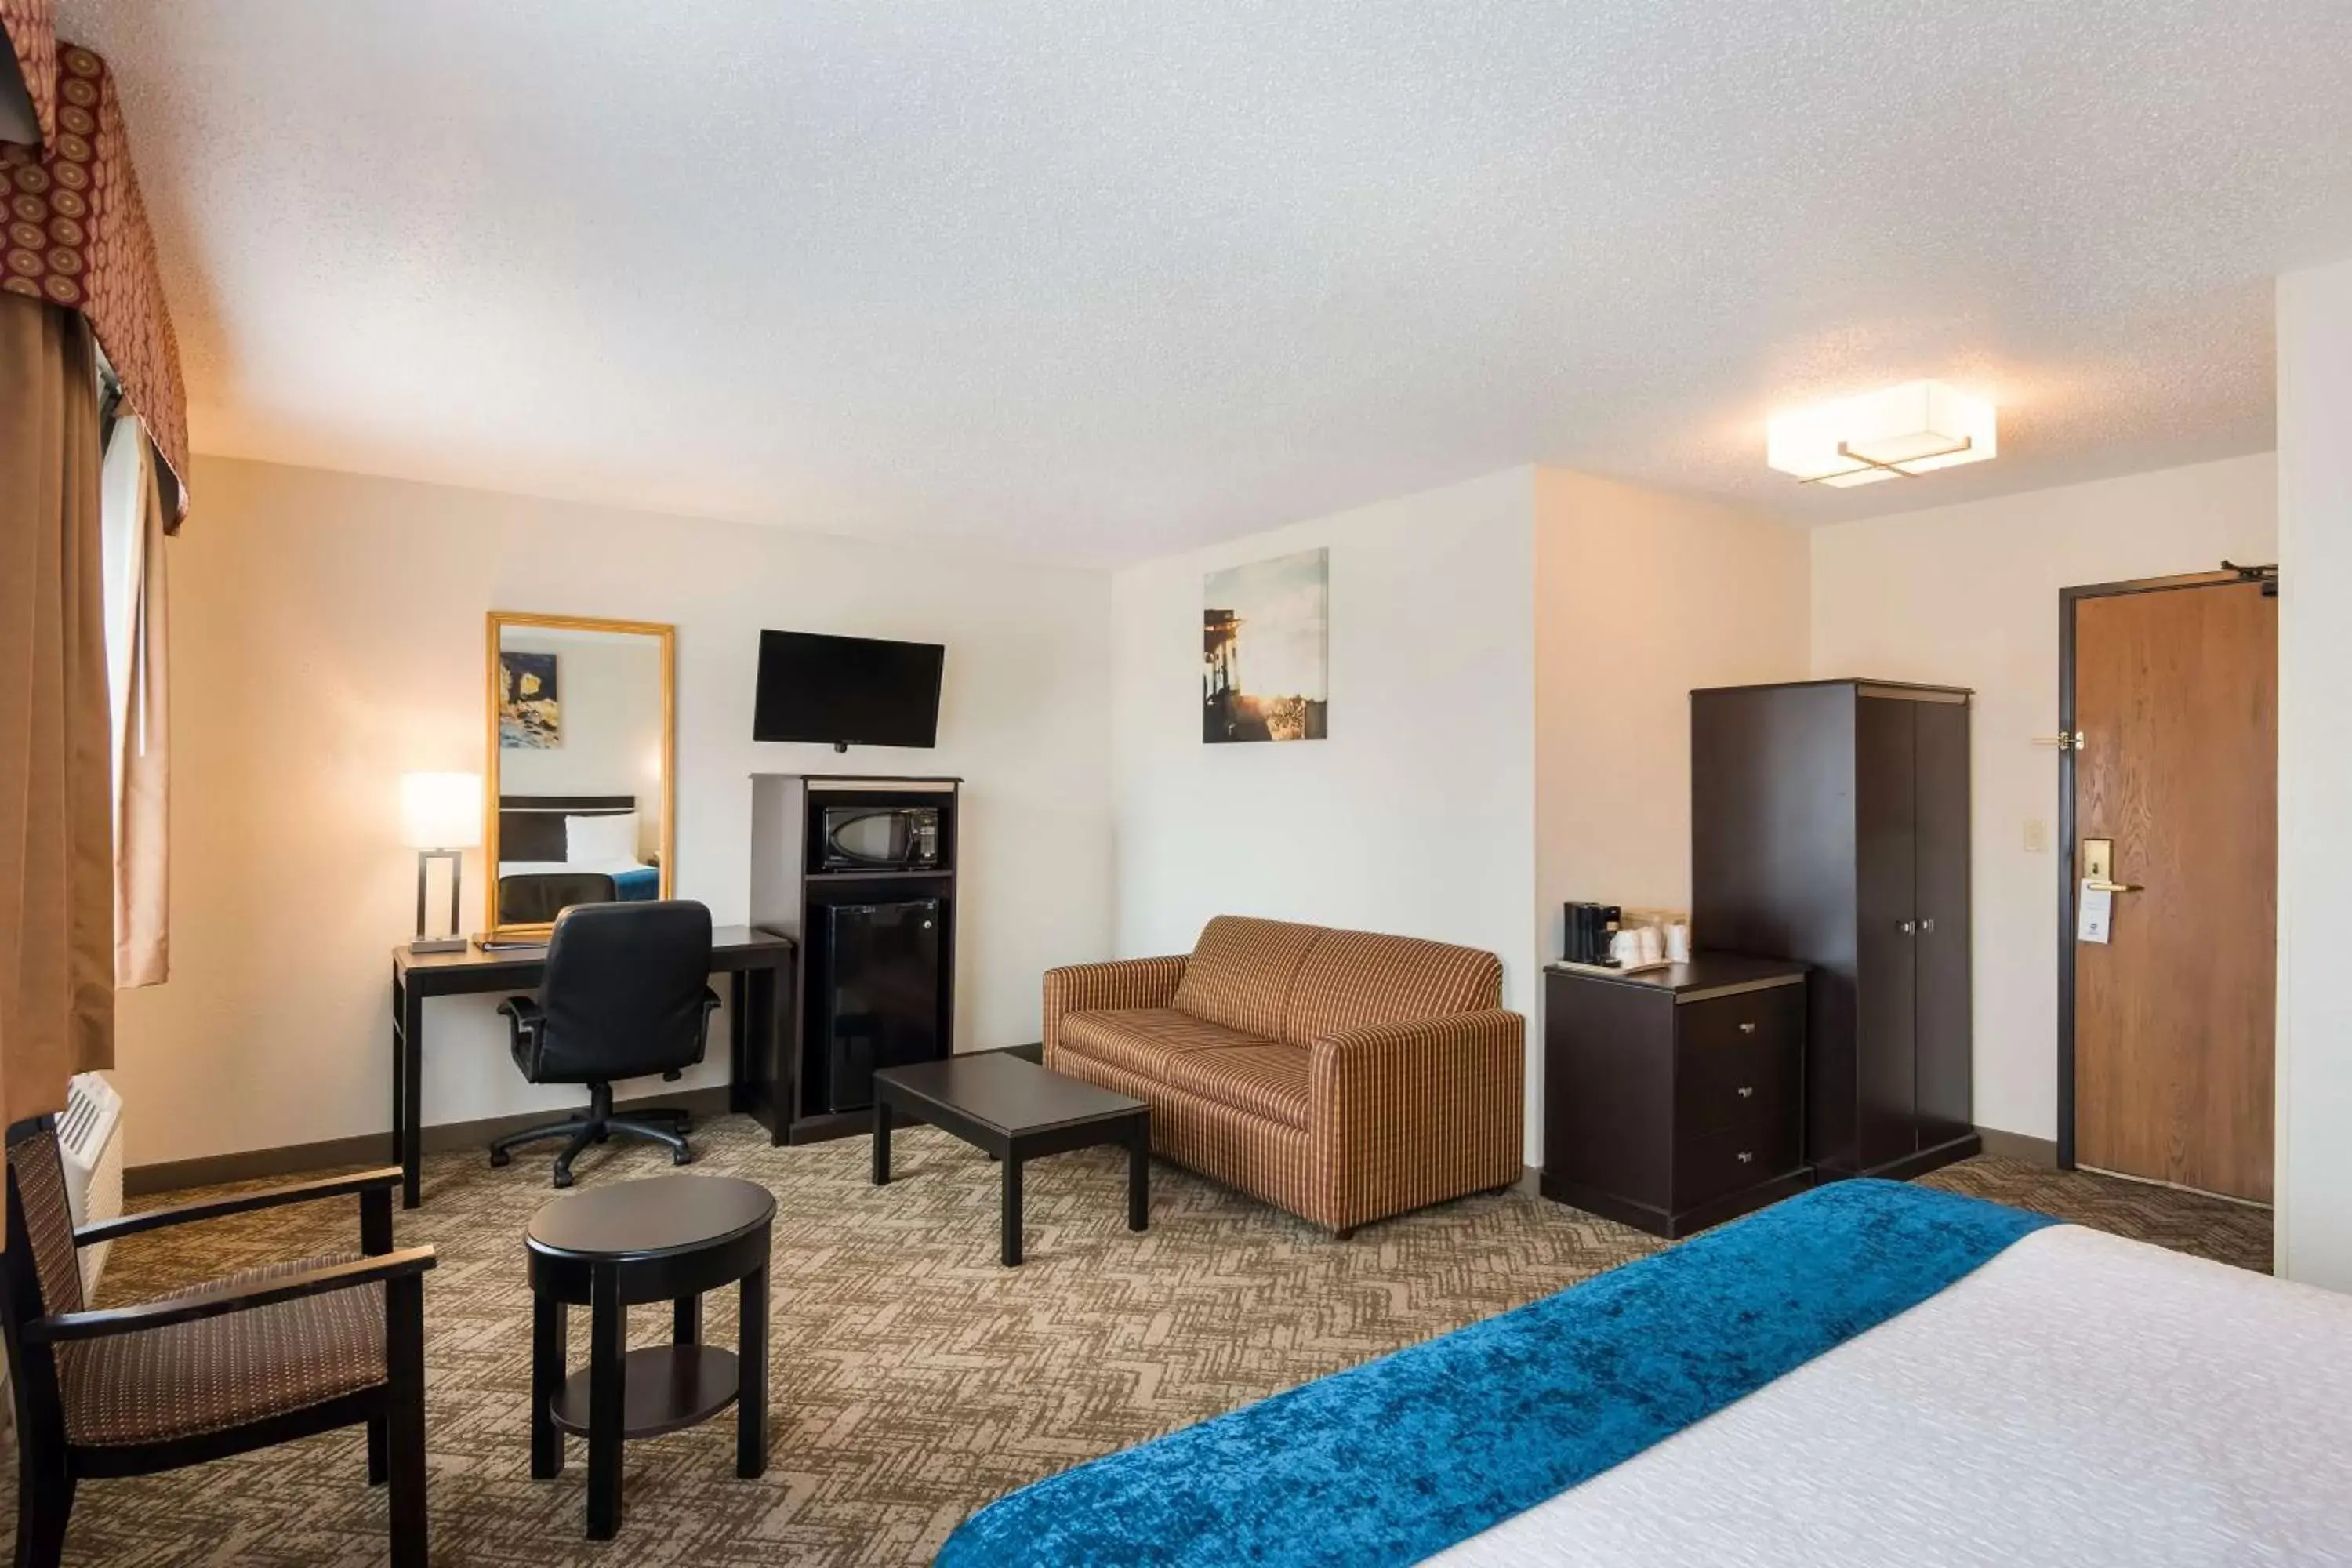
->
1674 1120 1802 1210
1675 984 1802 1136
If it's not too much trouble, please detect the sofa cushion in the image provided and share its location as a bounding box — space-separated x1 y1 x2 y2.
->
1058 1007 1268 1083
1171 916 1325 1039
1163 1044 1311 1130
1280 928 1504 1047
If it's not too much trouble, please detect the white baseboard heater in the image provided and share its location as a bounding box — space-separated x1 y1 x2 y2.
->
59 1070 125 1297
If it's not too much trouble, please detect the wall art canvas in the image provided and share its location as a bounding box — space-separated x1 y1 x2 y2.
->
1203 546 1328 743
499 650 562 749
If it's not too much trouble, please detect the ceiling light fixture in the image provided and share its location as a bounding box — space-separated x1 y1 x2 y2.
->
1766 380 1998 488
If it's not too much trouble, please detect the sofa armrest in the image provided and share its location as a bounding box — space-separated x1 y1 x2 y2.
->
1042 956 1189 1063
1307 1009 1526 1231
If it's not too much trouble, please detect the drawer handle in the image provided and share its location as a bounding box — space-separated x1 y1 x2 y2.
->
1736 1085 1755 1098
1738 1022 1757 1035
1736 1150 1755 1165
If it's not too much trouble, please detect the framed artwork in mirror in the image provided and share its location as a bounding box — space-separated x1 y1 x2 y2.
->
482 612 677 941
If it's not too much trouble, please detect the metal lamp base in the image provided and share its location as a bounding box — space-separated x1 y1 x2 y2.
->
410 848 469 955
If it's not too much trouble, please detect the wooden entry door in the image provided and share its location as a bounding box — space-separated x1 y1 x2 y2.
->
2070 577 2275 1202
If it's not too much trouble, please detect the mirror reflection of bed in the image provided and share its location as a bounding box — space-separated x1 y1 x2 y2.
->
486 613 674 936
495 794 660 924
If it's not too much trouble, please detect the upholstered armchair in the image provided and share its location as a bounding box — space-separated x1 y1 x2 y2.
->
0 1116 436 1568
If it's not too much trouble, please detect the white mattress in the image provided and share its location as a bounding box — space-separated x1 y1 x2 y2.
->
1426 1225 2352 1566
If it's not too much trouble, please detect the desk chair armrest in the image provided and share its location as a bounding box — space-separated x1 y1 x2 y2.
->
667 989 725 1078
76 1166 407 1247
24 1247 438 1345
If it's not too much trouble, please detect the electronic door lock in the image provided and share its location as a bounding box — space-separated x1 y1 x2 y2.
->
2081 839 2143 895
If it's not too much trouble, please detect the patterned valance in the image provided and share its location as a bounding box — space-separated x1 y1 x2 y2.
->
2 19 189 526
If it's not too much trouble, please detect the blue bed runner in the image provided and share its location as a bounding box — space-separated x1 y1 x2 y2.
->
937 1179 2056 1568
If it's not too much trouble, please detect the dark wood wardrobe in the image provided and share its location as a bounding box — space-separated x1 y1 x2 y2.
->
1691 680 1980 1181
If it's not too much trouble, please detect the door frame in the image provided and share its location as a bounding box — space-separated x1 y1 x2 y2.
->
2054 568 2272 1171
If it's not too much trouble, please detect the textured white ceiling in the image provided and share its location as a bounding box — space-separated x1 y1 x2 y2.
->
59 1 2352 564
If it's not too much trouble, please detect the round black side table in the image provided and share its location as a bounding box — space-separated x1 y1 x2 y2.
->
524 1174 776 1539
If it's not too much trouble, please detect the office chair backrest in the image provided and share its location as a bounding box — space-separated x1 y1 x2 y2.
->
537 900 715 1081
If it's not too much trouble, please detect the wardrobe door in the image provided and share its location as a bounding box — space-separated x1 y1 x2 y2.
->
1911 699 1973 1150
1853 696 1920 1171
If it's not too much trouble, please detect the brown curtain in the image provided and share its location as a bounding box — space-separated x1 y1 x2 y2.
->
0 294 114 1131
102 415 168 986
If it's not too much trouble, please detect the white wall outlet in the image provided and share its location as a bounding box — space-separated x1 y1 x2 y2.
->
2023 818 2050 854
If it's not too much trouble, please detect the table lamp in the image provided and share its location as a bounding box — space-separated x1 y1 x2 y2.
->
401 771 481 954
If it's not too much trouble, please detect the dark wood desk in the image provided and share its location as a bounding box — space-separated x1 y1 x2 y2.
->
389 927 795 1209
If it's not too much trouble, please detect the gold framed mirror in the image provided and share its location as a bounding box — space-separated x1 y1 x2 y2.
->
483 612 677 942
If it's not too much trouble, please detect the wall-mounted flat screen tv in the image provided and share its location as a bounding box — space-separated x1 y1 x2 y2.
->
753 630 946 750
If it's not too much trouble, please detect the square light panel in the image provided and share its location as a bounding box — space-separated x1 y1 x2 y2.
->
1767 380 1997 487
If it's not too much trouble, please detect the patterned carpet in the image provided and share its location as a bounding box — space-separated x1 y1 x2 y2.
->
3 1116 2270 1566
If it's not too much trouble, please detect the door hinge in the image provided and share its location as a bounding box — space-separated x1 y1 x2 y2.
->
2033 732 2084 752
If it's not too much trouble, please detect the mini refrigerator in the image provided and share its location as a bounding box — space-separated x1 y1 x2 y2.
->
820 898 943 1112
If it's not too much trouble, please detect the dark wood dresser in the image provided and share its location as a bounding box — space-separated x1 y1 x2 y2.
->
1540 955 1811 1238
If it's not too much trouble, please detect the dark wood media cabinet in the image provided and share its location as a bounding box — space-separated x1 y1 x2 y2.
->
748 773 960 1144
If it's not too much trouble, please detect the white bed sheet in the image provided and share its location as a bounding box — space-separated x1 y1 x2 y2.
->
1426 1225 2352 1566
495 859 652 879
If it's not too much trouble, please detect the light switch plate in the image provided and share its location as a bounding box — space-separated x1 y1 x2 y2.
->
2023 819 2049 854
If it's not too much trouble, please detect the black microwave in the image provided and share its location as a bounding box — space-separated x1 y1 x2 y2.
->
821 806 942 872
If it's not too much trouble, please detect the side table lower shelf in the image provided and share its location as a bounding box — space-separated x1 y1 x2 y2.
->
550 1345 741 1439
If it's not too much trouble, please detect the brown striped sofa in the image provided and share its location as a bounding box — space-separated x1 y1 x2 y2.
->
1043 916 1524 1236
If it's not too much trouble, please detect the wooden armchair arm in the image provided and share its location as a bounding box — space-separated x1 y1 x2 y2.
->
24 1247 438 1345
76 1166 406 1247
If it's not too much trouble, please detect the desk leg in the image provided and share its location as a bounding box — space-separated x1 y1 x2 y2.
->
1001 1149 1025 1267
872 1099 891 1185
398 980 423 1210
1128 1120 1150 1232
531 1292 564 1479
586 1265 624 1540
728 971 750 1114
737 1262 768 1479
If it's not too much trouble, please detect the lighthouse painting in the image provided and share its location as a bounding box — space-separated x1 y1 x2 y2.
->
1203 548 1328 744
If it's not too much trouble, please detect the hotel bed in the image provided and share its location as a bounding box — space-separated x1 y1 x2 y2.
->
937 1181 2352 1566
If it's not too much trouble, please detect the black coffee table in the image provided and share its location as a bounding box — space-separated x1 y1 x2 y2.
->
872 1054 1150 1266
524 1174 775 1539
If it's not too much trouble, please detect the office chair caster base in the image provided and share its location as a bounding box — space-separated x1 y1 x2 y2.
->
489 1148 512 1168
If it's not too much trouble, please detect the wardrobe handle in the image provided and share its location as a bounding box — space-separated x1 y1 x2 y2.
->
1919 917 1936 934
1736 1151 1755 1165
1736 1085 1755 1099
1900 920 1917 935
1738 1022 1757 1035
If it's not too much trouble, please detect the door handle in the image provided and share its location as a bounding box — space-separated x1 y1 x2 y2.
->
2084 879 2141 894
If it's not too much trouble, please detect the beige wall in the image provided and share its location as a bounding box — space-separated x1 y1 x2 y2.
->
2278 256 2352 1289
120 456 1113 1167
1110 466 1541 1011
1532 469 1811 957
1809 453 2278 1145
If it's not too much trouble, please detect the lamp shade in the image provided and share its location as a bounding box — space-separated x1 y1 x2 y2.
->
401 771 482 850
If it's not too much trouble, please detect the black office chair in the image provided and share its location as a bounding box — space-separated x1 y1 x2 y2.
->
488 900 723 1188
